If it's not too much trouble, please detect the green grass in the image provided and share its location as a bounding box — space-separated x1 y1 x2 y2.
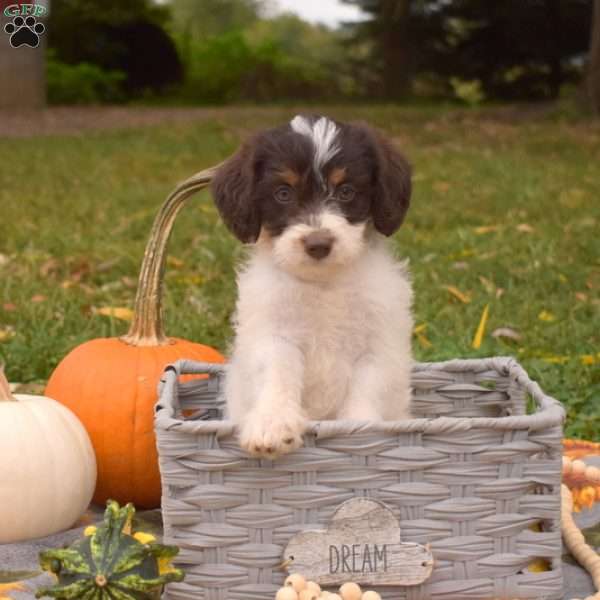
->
0 105 598 438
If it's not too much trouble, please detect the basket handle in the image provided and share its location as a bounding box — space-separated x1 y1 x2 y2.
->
156 359 225 417
121 165 223 347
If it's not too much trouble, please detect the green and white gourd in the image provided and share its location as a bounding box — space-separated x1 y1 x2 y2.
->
37 500 184 600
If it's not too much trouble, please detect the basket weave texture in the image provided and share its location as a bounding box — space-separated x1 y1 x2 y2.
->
155 356 565 600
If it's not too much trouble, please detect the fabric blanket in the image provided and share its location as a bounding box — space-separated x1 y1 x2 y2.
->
1 448 599 600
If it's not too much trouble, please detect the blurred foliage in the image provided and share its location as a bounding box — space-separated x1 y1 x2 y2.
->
44 0 596 104
48 0 183 98
170 6 356 103
169 0 264 40
47 50 126 104
450 78 486 107
343 0 593 100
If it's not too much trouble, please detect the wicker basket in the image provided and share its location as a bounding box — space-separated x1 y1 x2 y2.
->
155 356 565 600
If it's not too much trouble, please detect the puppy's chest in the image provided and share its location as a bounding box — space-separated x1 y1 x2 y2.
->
292 285 372 355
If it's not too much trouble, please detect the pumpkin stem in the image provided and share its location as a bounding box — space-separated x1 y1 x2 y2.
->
121 166 219 347
0 364 17 402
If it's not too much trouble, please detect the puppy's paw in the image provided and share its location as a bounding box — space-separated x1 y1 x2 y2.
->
239 411 305 459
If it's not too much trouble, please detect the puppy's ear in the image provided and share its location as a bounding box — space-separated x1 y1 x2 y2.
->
369 128 412 236
211 143 261 243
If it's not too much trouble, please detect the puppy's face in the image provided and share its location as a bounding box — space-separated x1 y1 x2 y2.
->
212 115 411 281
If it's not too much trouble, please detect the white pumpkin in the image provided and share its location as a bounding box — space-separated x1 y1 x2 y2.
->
0 367 97 543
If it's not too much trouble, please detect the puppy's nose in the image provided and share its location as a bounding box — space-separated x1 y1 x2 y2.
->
304 231 334 260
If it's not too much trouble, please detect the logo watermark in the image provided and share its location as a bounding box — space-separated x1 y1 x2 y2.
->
2 3 47 48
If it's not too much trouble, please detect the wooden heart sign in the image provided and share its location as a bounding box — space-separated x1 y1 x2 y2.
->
283 498 434 586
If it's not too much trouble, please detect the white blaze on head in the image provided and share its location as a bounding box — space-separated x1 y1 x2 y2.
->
290 115 340 174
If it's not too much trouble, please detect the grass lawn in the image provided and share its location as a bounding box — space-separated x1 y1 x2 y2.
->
0 105 598 438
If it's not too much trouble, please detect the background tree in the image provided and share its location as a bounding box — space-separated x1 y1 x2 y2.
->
48 0 182 95
341 0 427 99
343 0 592 100
588 0 600 113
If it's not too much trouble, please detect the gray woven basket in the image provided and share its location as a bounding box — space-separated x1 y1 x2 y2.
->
155 356 565 600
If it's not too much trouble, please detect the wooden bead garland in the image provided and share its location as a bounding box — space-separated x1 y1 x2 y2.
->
276 578 380 600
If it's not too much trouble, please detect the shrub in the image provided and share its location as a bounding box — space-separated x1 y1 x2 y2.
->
47 51 126 104
177 29 343 104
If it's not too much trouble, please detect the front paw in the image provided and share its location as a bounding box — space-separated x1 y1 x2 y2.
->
239 412 305 459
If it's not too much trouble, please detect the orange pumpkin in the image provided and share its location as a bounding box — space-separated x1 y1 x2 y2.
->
46 169 224 509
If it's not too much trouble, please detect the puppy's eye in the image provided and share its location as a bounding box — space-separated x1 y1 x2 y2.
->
274 185 294 203
337 184 356 203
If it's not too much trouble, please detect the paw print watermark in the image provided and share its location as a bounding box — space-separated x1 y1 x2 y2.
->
4 14 45 48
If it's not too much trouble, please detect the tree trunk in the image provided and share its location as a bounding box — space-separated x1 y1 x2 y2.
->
545 0 563 99
588 0 600 114
379 0 412 99
0 0 48 109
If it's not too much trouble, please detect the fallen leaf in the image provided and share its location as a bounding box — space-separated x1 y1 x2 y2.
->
527 557 550 572
0 581 26 598
96 257 120 272
413 324 432 348
451 261 469 270
444 285 471 304
516 223 534 233
0 253 9 267
538 310 556 322
495 288 505 299
2 303 16 312
491 327 522 341
575 292 588 302
479 276 496 295
580 354 600 366
68 257 92 282
0 327 15 342
121 276 137 288
100 280 124 292
39 257 60 278
433 181 451 193
472 304 490 349
167 256 185 269
474 225 501 234
540 355 569 364
11 381 46 394
199 203 217 214
559 188 586 208
93 307 134 321
177 274 205 286
78 283 96 295
416 333 432 349
30 294 46 303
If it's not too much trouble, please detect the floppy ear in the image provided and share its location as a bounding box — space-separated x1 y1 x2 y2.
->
369 129 412 236
211 143 261 243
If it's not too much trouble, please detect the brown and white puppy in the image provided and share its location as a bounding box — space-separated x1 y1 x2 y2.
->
212 115 413 458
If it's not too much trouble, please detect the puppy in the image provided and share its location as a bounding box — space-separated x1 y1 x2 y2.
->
212 115 413 459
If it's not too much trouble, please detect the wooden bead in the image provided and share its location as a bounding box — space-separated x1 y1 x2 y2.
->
285 574 307 593
572 460 587 478
361 591 381 600
339 582 362 600
306 582 321 595
277 586 299 600
586 466 600 483
299 589 319 600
